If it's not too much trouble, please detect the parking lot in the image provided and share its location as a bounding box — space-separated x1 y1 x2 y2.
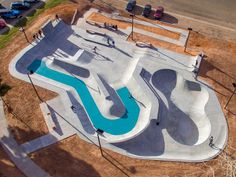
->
0 0 47 34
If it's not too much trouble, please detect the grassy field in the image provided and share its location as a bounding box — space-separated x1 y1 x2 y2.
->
0 0 68 49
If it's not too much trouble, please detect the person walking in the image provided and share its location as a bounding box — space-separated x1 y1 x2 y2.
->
209 136 214 147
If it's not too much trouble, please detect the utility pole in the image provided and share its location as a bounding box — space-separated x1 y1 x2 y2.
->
184 27 192 52
19 26 30 43
27 70 43 103
96 129 104 157
130 13 134 40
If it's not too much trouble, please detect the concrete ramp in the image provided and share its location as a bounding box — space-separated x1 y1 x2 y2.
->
152 69 211 145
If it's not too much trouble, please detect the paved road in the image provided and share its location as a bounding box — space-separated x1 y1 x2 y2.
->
138 0 236 29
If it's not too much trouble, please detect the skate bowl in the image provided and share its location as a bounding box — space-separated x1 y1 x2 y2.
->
151 69 211 145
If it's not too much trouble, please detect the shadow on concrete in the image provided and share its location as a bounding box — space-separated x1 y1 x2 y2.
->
186 80 201 91
113 68 202 157
151 69 199 145
112 120 165 156
74 32 132 57
47 105 64 136
98 75 125 117
67 91 96 135
86 20 128 37
16 20 80 74
53 59 90 78
74 33 111 47
95 52 114 62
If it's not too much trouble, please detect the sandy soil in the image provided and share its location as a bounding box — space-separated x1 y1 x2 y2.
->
30 134 223 177
1 0 236 177
87 12 181 40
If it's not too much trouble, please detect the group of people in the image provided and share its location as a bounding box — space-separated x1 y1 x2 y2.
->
33 30 43 40
104 22 118 31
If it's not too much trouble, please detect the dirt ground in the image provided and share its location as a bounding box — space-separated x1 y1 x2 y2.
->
0 0 236 176
0 146 25 177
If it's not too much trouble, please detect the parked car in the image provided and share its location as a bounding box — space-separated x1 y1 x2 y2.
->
154 6 164 19
23 0 39 3
0 18 7 28
0 10 21 19
11 1 31 10
142 4 152 17
126 0 136 12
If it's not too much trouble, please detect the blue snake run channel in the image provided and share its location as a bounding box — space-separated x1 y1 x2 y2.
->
28 59 140 135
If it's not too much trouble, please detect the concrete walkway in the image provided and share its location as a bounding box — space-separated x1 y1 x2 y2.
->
0 99 51 177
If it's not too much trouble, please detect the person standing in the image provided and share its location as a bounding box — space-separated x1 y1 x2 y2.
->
93 46 97 53
38 30 42 37
55 14 59 21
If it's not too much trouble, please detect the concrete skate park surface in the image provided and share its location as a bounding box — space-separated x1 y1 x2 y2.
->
9 9 227 162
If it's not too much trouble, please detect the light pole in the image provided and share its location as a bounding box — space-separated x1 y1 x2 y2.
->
27 70 43 103
184 27 192 52
19 26 30 43
225 83 236 109
96 128 104 157
130 13 134 40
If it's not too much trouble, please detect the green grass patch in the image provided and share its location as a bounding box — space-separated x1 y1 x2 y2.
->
0 0 68 49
